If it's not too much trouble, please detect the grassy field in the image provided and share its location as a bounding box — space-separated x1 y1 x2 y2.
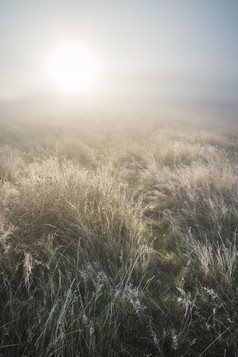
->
0 114 238 356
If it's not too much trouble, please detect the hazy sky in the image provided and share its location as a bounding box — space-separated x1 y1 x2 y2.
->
1 0 238 102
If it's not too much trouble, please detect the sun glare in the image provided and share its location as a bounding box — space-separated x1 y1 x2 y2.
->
48 44 98 94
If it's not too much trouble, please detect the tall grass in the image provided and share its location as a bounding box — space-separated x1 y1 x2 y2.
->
0 117 238 356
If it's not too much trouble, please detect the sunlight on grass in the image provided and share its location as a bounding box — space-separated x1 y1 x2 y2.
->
0 117 238 356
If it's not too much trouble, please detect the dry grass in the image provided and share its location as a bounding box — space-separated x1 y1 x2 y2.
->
0 116 238 356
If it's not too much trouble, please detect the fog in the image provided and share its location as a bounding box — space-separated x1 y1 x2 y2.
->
0 0 238 126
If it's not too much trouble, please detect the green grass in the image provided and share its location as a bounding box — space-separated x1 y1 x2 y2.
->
0 117 238 356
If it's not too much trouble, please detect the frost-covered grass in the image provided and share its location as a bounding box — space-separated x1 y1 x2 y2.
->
0 117 238 356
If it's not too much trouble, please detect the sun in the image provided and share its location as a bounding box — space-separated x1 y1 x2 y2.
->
48 43 98 94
